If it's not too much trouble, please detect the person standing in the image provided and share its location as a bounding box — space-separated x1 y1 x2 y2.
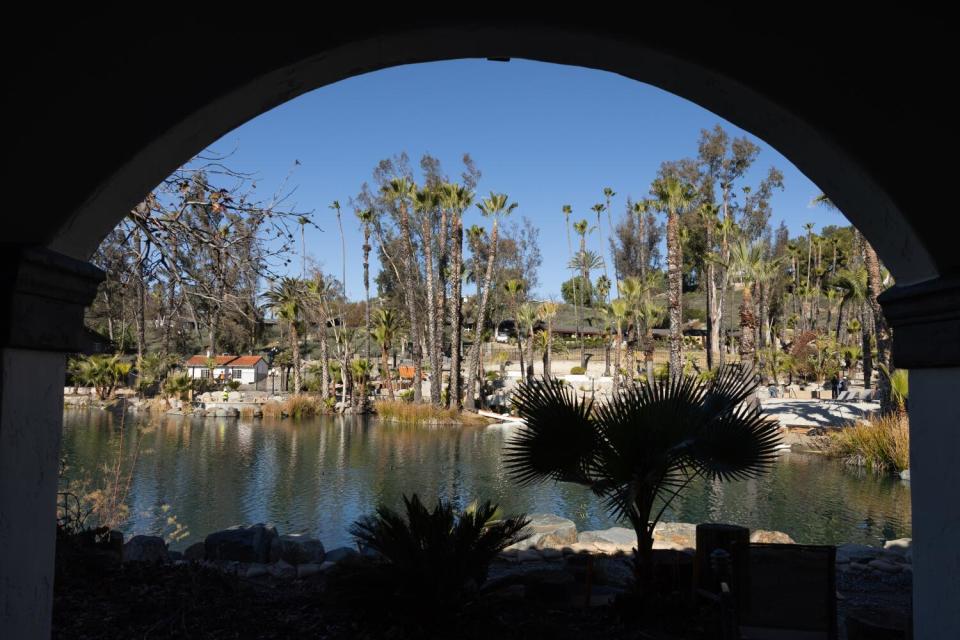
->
830 374 839 399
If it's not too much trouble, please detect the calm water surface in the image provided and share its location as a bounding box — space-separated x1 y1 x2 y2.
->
60 410 912 550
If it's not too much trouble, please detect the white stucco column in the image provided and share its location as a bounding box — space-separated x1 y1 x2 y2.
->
880 276 960 638
909 367 960 638
0 349 66 639
0 248 103 639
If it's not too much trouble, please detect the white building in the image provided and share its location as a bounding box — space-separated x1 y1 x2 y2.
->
184 355 268 388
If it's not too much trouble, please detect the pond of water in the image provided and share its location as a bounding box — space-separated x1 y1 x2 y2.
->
60 410 912 550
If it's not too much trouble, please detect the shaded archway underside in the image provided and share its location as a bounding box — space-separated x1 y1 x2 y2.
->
7 14 956 287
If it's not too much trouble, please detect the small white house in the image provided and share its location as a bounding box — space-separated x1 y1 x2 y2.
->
184 355 268 387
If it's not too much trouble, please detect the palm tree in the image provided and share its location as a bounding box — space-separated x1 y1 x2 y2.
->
603 187 618 297
441 183 473 409
503 279 526 381
307 273 335 400
595 274 612 376
591 202 609 291
698 202 721 369
372 308 400 400
262 277 307 393
506 366 781 592
562 204 582 369
518 302 538 381
537 301 559 379
814 194 893 410
620 276 643 379
382 178 423 402
729 239 764 366
356 209 375 363
610 297 629 395
413 187 444 406
654 177 693 377
464 193 517 410
573 219 591 367
638 296 665 385
71 354 133 401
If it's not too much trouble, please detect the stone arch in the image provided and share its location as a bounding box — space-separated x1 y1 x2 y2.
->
2 18 957 639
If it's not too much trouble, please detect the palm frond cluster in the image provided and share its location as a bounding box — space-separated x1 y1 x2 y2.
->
505 366 780 584
332 495 529 617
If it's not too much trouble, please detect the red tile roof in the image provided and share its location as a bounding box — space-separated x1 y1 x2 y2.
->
185 355 236 366
184 355 264 367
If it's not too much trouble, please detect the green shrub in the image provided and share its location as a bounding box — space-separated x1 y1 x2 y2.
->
399 389 414 403
485 371 500 381
569 366 586 375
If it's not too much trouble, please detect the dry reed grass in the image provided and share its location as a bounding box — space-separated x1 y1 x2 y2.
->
824 411 910 473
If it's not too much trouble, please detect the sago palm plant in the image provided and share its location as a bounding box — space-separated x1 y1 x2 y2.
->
345 494 530 613
505 365 781 592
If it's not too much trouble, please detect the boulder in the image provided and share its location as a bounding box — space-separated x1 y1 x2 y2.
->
578 527 637 553
520 568 576 604
268 560 297 579
246 563 269 578
278 534 325 565
652 522 697 550
228 391 243 402
184 541 206 562
123 535 169 564
541 548 563 561
297 563 323 579
883 538 911 556
750 530 796 544
325 546 360 563
593 557 635 587
836 543 883 564
867 559 902 573
507 514 578 550
517 548 542 563
205 523 279 563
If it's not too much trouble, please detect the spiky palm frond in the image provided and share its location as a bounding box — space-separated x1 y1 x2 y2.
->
505 379 597 486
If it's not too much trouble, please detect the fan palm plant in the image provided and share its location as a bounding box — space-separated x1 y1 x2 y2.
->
505 365 780 592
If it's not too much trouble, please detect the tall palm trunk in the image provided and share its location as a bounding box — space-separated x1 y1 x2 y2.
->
863 240 892 411
381 343 395 400
362 229 371 365
860 306 873 391
705 222 721 369
397 204 424 403
512 300 525 383
613 321 623 395
448 216 464 408
421 213 442 406
545 316 553 380
644 324 656 385
738 284 757 366
666 211 683 376
525 323 535 381
579 233 588 368
464 220 499 410
290 320 302 393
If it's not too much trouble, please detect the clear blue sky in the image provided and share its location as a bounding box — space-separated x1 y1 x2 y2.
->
198 59 847 300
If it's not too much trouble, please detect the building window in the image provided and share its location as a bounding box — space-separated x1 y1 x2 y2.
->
200 369 211 379
232 369 243 380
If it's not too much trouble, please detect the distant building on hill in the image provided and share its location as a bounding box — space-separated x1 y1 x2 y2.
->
183 354 268 387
